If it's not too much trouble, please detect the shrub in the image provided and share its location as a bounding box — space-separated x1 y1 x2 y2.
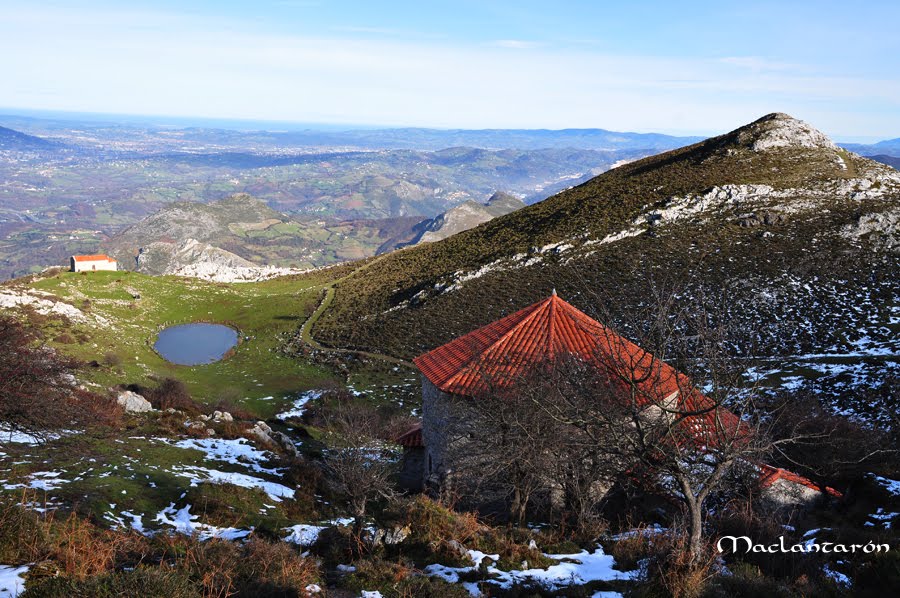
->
631 532 716 598
0 494 48 564
234 537 321 596
143 378 202 414
21 568 199 598
102 352 122 367
854 550 900 596
53 333 75 344
342 556 472 598
400 496 484 547
184 483 268 529
49 513 149 579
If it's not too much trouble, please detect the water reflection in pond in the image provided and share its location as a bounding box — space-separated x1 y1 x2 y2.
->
154 323 238 366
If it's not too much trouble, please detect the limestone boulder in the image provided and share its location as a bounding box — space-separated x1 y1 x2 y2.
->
117 390 153 413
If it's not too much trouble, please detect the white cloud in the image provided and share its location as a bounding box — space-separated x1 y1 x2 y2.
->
491 39 544 49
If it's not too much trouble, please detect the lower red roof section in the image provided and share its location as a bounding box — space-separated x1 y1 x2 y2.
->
395 422 424 448
758 463 842 497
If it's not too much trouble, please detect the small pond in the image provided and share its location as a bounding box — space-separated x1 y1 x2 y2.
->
154 323 239 366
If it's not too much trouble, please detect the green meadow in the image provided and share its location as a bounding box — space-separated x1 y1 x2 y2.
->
17 269 342 418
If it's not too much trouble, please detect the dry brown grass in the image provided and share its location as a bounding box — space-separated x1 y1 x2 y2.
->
50 513 151 579
1 497 322 597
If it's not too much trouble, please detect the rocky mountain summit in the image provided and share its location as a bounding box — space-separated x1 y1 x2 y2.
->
726 112 837 152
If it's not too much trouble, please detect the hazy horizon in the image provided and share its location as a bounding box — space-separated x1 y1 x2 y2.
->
3 1 899 140
0 106 894 145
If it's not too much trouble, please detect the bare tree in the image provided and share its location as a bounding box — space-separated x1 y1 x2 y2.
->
445 282 828 561
0 315 111 446
319 400 398 542
441 364 563 525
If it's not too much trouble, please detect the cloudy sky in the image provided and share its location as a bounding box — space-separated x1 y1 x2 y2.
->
2 0 899 139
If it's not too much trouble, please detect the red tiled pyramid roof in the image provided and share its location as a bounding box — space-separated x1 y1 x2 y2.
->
413 291 683 401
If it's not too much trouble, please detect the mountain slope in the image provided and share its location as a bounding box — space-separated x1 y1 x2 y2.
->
0 125 59 150
312 114 900 399
377 191 525 253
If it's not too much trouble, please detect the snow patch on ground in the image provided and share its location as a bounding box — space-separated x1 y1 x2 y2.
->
822 564 851 587
866 508 898 529
283 518 356 546
283 524 326 545
155 503 251 540
157 437 281 475
871 474 900 497
425 546 636 592
0 427 60 445
0 565 29 598
4 471 69 492
277 389 325 420
170 465 294 502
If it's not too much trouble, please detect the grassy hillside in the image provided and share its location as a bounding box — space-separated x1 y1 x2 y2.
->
4 268 345 417
312 115 900 402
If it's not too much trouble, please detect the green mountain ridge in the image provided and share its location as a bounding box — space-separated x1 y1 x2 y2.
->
311 113 900 402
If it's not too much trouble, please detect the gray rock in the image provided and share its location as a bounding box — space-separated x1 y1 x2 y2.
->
369 525 411 547
247 421 298 456
446 539 470 561
247 421 275 444
211 410 233 422
271 430 299 457
117 390 153 413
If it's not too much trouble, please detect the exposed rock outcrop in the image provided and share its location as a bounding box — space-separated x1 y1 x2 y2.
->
117 390 154 413
729 112 837 152
247 421 298 457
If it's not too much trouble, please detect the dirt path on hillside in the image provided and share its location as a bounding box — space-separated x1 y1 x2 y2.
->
297 253 414 368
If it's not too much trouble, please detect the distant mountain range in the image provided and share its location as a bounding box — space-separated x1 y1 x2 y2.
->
104 190 529 275
841 138 900 157
170 127 705 152
869 154 900 170
0 113 703 152
102 193 421 273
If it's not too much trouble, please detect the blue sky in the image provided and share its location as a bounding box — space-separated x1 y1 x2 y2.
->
2 0 899 139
